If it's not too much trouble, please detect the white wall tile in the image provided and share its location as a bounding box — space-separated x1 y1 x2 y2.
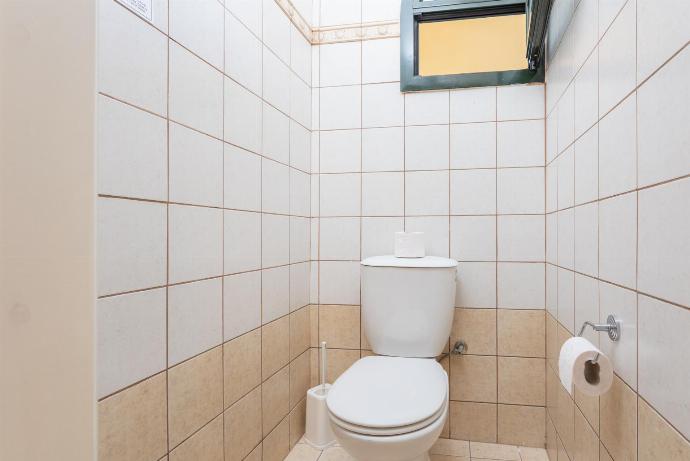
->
450 170 496 215
262 0 291 63
169 43 223 138
97 289 166 397
405 125 449 170
362 172 404 216
638 177 690 307
598 0 636 116
320 173 361 216
638 46 690 187
497 84 544 121
546 264 558 317
557 84 575 153
571 0 598 69
598 0 627 38
638 295 690 440
450 122 496 169
498 215 545 262
546 164 558 214
637 0 690 82
320 130 361 173
362 82 404 128
498 262 545 309
262 159 290 214
224 210 261 274
319 261 360 305
574 274 599 346
405 216 449 258
97 96 167 201
405 91 449 126
320 42 361 86
226 0 262 38
598 281 637 389
225 12 262 95
169 204 223 283
362 38 400 84
497 168 545 214
223 271 261 340
574 202 598 277
361 217 404 258
557 267 575 332
450 87 496 123
599 192 637 289
263 103 290 164
262 266 290 323
97 198 167 296
291 26 312 85
573 49 598 137
224 145 261 211
291 73 312 128
546 212 557 264
362 127 404 172
574 126 598 205
320 0 361 26
598 94 636 198
262 214 290 268
290 122 311 172
168 278 223 365
290 262 310 311
451 216 496 262
557 146 575 210
546 110 558 163
455 262 496 308
497 120 545 167
290 217 310 263
405 171 449 216
320 85 361 130
169 122 223 207
557 208 575 270
290 169 311 217
225 76 263 153
98 0 167 115
263 49 291 114
170 0 224 69
320 217 361 260
362 0 400 22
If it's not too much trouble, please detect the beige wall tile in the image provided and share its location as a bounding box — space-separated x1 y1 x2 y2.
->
168 347 223 448
262 366 290 436
575 388 599 435
224 328 261 408
497 404 545 448
498 357 545 406
450 355 497 402
245 443 262 461
262 315 290 379
319 305 360 349
290 307 310 360
451 308 497 355
574 407 599 461
556 435 568 461
470 441 519 459
450 401 497 443
600 375 637 461
98 372 168 461
556 323 572 378
326 349 360 382
289 398 307 448
498 309 545 357
263 418 290 461
309 305 319 347
546 415 558 461
310 348 319 387
290 350 311 409
555 380 575 459
361 319 371 351
638 398 690 461
169 415 223 461
546 364 558 417
546 312 558 372
600 442 614 461
519 446 549 461
224 387 262 461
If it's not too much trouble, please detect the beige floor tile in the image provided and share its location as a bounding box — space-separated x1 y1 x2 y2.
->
600 375 637 461
262 366 290 436
224 328 261 408
319 305 360 349
98 372 167 461
638 398 690 461
224 386 262 461
450 401 497 443
168 346 223 447
262 315 290 379
518 446 549 461
451 308 496 355
497 309 545 357
283 443 321 461
431 438 470 457
497 404 545 447
319 446 356 461
470 441 519 460
169 415 223 461
450 355 498 402
263 418 290 461
431 455 469 461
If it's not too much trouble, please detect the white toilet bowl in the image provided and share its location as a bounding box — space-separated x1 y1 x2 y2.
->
326 356 448 461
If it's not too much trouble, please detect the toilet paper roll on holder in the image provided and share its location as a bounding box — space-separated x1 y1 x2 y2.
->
577 314 621 364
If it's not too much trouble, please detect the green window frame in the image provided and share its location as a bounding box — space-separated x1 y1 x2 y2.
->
400 0 551 92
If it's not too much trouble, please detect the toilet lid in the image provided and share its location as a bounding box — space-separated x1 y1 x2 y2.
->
326 356 448 429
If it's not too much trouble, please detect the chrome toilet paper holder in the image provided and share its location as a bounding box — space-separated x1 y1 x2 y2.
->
577 314 621 364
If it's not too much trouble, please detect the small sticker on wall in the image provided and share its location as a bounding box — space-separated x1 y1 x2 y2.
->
118 0 152 22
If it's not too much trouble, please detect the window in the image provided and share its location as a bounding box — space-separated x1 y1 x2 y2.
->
400 0 552 91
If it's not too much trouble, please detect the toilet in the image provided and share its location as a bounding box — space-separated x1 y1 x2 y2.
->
326 255 458 461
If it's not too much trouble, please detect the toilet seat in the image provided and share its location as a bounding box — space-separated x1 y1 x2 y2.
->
326 356 448 436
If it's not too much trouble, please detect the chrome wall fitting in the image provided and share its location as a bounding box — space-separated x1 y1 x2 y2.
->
436 340 466 362
578 314 621 342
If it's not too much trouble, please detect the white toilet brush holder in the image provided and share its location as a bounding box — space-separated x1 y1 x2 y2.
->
304 342 336 449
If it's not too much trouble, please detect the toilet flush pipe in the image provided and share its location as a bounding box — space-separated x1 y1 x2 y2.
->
320 341 327 393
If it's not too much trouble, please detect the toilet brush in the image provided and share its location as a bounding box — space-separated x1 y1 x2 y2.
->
304 341 336 448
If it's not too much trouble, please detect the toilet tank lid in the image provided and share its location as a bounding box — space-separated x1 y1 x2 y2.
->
361 255 458 268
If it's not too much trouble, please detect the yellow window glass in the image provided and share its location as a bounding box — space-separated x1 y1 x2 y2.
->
418 13 527 76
